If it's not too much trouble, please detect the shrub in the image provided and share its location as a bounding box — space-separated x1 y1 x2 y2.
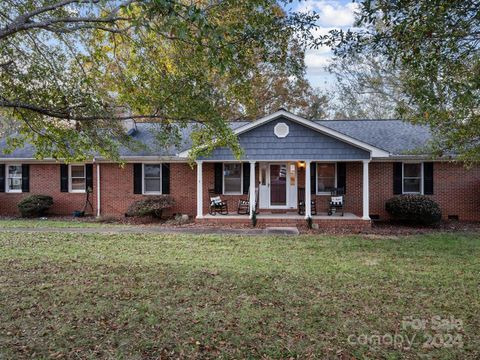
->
126 196 174 218
17 195 53 218
385 195 442 225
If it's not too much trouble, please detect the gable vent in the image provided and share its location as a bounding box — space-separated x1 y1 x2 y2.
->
274 122 289 138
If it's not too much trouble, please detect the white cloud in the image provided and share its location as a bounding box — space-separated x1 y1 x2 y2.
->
297 0 359 28
294 1 360 89
305 49 332 71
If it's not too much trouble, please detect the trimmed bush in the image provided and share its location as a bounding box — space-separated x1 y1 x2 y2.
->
126 196 174 218
17 195 53 218
385 195 442 225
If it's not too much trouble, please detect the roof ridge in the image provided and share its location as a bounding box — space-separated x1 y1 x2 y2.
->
317 119 403 122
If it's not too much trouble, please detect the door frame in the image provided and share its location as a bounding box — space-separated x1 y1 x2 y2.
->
259 162 297 209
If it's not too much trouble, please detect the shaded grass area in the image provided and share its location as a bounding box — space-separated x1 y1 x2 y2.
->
0 219 107 228
0 232 479 359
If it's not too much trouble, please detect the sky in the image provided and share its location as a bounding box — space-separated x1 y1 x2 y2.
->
284 0 360 90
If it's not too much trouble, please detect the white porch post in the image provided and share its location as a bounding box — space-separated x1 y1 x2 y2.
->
305 160 312 218
196 161 203 219
249 161 256 218
362 160 370 220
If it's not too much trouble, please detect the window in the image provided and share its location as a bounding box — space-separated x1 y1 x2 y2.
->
403 163 423 194
223 163 242 194
69 165 86 193
143 164 162 194
317 163 336 194
6 165 22 192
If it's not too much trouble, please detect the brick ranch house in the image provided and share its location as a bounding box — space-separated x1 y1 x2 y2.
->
1 109 479 229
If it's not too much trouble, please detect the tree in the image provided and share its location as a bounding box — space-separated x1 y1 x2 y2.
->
0 0 317 161
228 40 330 120
328 53 404 119
317 0 480 162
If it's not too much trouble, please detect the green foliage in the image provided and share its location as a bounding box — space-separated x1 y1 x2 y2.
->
318 0 480 162
386 195 442 225
17 195 53 218
125 196 174 218
0 1 318 161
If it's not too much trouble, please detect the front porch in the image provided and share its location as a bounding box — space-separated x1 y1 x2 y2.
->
194 159 372 229
197 211 370 230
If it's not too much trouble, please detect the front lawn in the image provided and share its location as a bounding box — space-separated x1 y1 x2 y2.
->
0 218 106 228
0 232 479 358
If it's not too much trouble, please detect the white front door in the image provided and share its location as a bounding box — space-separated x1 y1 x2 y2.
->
259 162 297 209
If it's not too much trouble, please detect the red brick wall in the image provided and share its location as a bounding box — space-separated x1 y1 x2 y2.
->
99 163 197 217
1 161 479 221
369 162 480 221
297 162 363 216
0 163 97 216
201 163 259 215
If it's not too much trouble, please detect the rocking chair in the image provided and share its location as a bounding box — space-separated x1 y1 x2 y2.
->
298 187 317 216
237 187 259 215
328 188 345 216
209 189 228 215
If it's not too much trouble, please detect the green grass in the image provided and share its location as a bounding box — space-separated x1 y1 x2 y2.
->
0 219 108 228
0 232 479 359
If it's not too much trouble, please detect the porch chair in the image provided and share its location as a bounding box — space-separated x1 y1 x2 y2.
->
237 187 259 215
208 189 228 215
297 187 317 216
328 187 345 216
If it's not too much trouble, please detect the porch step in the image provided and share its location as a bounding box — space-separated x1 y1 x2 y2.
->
265 227 299 235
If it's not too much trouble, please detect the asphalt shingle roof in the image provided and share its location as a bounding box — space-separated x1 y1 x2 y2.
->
316 120 432 155
0 119 432 158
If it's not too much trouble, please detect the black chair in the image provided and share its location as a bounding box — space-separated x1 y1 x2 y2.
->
237 187 259 215
298 187 317 216
328 188 345 216
208 189 228 215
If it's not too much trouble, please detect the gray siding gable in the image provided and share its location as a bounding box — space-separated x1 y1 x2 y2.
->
202 117 370 161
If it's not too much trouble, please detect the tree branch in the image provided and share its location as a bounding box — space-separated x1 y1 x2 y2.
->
0 0 136 39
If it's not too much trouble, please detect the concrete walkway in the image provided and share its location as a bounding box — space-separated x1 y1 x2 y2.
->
0 226 299 236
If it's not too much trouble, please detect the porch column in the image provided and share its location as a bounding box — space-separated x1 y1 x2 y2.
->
249 161 256 218
362 160 370 220
305 160 312 218
196 161 203 219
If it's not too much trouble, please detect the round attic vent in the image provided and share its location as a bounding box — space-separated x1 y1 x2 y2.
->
274 122 289 138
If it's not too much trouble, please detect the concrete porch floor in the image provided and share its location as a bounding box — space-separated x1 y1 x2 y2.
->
202 212 361 220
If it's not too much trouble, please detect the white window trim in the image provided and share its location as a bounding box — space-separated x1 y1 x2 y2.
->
402 162 424 195
142 163 162 195
223 163 243 195
6 164 22 193
316 162 337 195
68 164 86 193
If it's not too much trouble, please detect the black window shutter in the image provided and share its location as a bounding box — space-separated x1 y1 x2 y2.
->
393 163 403 195
60 164 68 192
0 164 5 192
423 162 434 195
214 163 223 194
310 162 317 194
133 163 142 194
85 164 93 192
21 164 30 192
337 162 346 194
243 162 250 194
162 163 170 194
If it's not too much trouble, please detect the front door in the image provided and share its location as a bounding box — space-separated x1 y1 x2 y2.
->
258 162 297 209
269 163 287 206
